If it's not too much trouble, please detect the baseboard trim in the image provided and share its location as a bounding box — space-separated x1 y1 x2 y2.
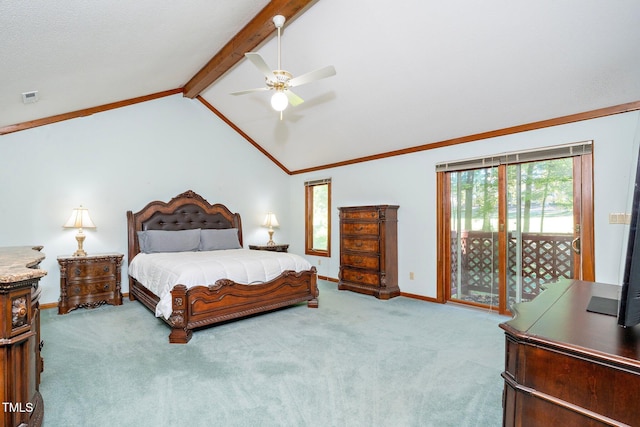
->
40 302 58 310
400 292 441 303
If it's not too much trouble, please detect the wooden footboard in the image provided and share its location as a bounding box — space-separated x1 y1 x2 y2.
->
130 267 318 343
168 267 317 343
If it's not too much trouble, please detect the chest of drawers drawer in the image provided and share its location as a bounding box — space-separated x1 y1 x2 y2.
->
340 267 380 287
341 209 380 220
341 253 380 270
342 237 379 253
341 222 379 236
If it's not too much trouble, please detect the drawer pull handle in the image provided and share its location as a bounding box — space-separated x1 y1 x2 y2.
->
353 258 362 264
74 286 81 295
103 266 110 273
74 268 81 275
356 275 364 280
355 226 364 231
355 242 363 247
103 284 110 290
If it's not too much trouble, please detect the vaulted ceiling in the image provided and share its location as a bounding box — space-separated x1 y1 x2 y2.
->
3 0 640 172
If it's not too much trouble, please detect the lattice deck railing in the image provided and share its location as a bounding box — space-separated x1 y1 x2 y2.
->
450 231 574 302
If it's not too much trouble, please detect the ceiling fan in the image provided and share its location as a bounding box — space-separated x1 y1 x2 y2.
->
231 15 336 118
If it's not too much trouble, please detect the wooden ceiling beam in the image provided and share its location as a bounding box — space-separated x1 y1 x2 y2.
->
183 0 318 99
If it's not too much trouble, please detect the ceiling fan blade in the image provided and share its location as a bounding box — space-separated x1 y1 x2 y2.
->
245 53 274 80
285 90 304 106
230 87 269 96
288 65 336 87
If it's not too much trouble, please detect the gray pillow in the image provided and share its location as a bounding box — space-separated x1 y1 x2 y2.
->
199 228 242 251
138 229 201 253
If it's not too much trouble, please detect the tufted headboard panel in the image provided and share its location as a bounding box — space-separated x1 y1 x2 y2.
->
127 190 243 262
142 205 236 232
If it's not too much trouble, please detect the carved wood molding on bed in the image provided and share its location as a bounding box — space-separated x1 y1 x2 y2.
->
126 190 318 344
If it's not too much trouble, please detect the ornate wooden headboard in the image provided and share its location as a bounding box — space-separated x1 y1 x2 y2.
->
126 190 243 262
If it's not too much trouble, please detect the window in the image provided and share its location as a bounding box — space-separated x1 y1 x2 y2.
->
305 179 331 256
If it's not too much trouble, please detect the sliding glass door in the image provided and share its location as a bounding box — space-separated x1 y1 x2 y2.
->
506 158 575 308
438 143 594 314
449 167 500 309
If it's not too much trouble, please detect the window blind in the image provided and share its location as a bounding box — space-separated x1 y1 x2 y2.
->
435 141 592 173
304 178 332 186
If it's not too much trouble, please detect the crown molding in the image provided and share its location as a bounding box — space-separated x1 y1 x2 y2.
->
0 89 182 136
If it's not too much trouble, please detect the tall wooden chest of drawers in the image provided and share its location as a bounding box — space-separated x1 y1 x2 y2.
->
57 253 124 315
338 205 400 299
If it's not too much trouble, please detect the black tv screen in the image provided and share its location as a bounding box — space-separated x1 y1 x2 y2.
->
618 148 640 327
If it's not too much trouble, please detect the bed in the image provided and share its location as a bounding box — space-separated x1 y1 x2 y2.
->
126 190 318 343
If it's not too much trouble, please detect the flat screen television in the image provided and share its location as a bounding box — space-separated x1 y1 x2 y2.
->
617 149 640 327
588 148 640 327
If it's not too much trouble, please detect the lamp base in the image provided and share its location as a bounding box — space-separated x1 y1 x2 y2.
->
266 229 275 246
73 231 88 257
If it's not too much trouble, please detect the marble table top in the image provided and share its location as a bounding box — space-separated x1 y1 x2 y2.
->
0 246 47 283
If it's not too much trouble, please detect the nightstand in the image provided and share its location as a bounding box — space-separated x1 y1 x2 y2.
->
57 253 124 314
249 244 289 253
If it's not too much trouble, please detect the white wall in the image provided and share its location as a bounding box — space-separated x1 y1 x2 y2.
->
2 95 639 304
289 111 640 297
0 94 291 304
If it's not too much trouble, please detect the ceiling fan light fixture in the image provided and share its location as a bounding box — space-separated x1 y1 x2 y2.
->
271 91 288 111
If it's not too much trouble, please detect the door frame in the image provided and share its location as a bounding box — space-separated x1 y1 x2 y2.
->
436 151 594 315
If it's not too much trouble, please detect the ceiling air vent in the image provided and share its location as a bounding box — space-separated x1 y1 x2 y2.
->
21 91 39 104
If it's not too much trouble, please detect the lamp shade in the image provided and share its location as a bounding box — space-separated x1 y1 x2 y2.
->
63 206 96 229
262 212 279 228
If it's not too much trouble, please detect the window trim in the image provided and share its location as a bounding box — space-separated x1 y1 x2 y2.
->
305 179 331 257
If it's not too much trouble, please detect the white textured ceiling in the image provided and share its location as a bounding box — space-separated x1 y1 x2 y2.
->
0 0 269 125
3 1 640 172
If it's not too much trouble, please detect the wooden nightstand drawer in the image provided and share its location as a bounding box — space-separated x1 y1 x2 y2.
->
341 222 379 236
67 280 114 297
68 261 115 280
58 253 124 315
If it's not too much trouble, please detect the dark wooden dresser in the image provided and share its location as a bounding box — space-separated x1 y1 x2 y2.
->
500 279 640 426
0 246 46 427
338 205 399 299
57 253 124 314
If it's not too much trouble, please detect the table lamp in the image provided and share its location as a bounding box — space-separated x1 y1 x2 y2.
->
63 205 96 256
262 212 279 246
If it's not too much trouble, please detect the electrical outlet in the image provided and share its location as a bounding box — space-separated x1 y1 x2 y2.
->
609 213 632 224
409 272 414 280
317 258 321 265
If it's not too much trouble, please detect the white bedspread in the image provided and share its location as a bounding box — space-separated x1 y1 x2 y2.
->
128 249 313 319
